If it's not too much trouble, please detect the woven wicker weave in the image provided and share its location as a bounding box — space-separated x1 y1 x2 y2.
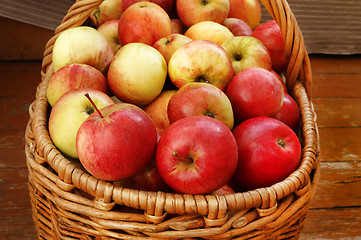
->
25 0 320 239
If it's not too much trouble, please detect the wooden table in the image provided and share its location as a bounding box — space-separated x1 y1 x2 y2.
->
0 55 360 239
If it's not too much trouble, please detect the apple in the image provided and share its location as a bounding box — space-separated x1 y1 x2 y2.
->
116 155 172 192
46 63 109 107
228 0 261 30
144 90 177 136
271 93 301 131
107 42 167 106
52 26 114 74
168 40 234 91
170 19 187 34
184 21 234 45
221 36 272 74
122 0 174 16
210 184 235 195
176 0 230 27
89 0 124 26
153 33 192 63
232 117 302 191
223 18 253 36
118 1 172 46
76 101 158 181
271 70 288 93
49 89 114 159
252 20 287 72
97 20 121 54
226 67 284 122
156 116 238 194
167 82 234 129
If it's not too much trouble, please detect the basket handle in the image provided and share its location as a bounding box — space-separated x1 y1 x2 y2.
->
41 0 103 76
260 0 313 96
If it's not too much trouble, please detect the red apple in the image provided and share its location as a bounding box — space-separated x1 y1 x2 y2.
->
168 40 234 91
223 18 253 36
226 67 284 122
232 117 302 191
156 116 238 194
46 63 109 107
271 70 288 93
177 0 230 27
89 0 174 26
184 21 234 45
97 19 121 54
252 20 287 72
221 36 272 74
76 101 157 181
118 1 172 46
144 90 177 136
271 93 301 131
117 155 172 192
210 184 235 195
122 0 174 16
170 19 187 34
228 0 261 30
153 33 192 63
167 82 234 129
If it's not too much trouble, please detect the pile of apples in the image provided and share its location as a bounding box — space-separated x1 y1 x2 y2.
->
47 0 302 195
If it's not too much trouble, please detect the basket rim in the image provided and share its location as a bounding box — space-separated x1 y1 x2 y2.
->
28 0 320 219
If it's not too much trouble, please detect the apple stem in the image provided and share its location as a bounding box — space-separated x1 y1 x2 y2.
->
172 152 193 163
277 138 286 148
84 93 104 118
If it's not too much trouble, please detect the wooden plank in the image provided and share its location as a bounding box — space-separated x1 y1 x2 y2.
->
0 168 33 219
0 131 27 168
0 97 34 131
300 207 361 240
318 128 361 162
0 17 53 60
312 97 361 128
312 73 361 98
310 161 361 209
0 219 37 240
310 55 361 73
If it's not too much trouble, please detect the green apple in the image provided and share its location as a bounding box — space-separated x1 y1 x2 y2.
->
107 42 167 106
49 88 114 159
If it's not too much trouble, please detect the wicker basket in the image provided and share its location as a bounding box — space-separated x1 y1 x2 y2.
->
25 0 320 239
